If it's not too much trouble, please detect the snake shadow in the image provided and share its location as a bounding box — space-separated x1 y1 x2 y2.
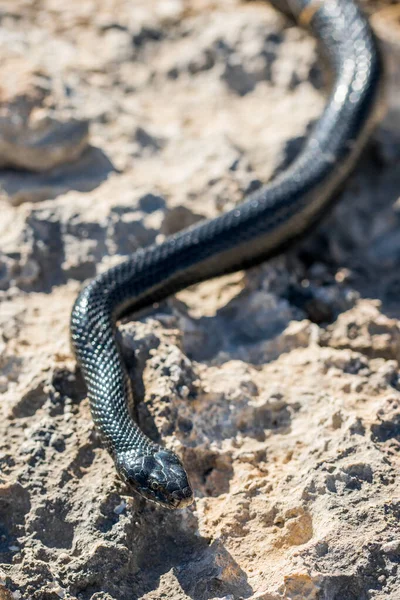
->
125 505 254 599
292 126 400 321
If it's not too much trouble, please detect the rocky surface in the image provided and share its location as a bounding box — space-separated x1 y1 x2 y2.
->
0 1 400 599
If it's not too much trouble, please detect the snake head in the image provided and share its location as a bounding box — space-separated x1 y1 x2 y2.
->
116 447 194 509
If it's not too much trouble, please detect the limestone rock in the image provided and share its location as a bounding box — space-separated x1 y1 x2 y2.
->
0 1 400 600
0 59 89 172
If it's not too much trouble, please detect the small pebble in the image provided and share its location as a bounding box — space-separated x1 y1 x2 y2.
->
114 500 127 515
382 540 400 553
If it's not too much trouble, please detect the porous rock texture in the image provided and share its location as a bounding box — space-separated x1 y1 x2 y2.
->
0 1 400 599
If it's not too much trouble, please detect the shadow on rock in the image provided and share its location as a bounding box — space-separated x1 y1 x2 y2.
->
128 507 254 600
0 146 115 206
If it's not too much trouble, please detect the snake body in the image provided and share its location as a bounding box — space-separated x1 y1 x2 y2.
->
71 0 382 509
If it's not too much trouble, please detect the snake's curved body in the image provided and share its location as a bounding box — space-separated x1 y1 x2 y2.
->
71 0 383 508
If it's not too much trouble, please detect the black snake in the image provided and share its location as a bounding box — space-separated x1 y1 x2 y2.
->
70 0 383 509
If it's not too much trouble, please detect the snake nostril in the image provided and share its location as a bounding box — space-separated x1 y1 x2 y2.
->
182 486 192 498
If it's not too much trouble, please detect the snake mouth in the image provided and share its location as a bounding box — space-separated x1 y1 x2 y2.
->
169 485 194 509
136 485 194 509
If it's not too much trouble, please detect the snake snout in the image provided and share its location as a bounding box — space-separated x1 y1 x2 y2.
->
153 449 194 509
170 485 193 509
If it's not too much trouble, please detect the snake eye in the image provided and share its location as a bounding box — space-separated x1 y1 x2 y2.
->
151 481 159 491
